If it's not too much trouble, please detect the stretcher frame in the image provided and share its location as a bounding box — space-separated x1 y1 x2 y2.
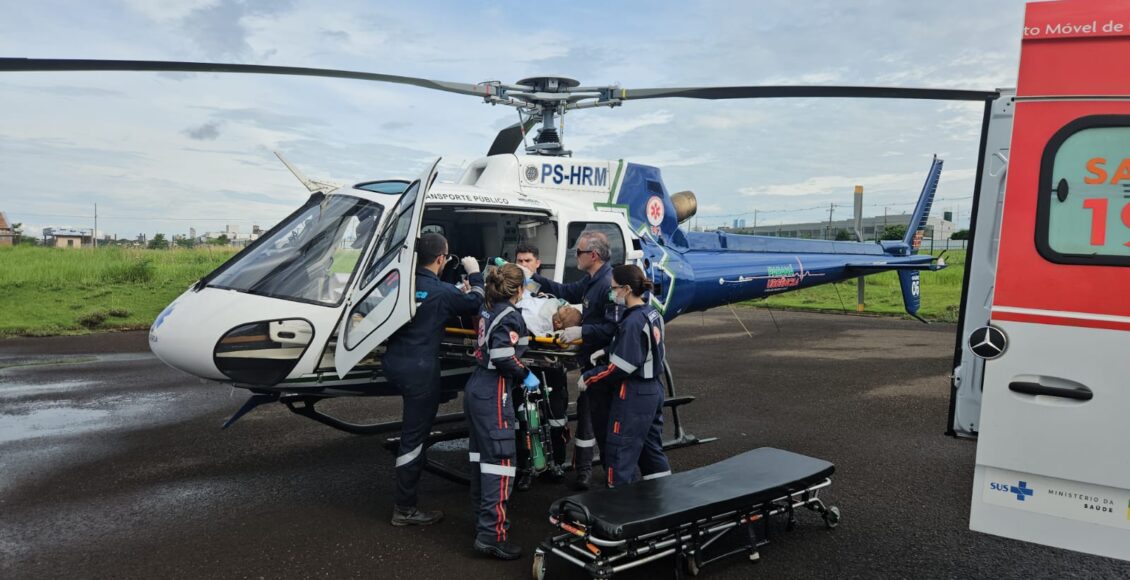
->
534 477 840 579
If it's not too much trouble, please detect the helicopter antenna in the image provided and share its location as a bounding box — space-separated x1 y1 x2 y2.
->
273 151 341 194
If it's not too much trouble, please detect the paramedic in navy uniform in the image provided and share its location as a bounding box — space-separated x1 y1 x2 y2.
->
384 233 484 527
579 264 671 487
465 263 540 560
530 231 618 490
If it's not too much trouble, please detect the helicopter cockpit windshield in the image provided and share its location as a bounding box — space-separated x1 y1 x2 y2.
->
206 195 384 306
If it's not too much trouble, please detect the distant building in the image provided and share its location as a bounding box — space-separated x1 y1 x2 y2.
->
739 213 954 242
732 218 746 229
43 227 94 248
198 223 261 247
0 212 14 246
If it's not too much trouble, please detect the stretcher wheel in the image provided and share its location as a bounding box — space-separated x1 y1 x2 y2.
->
823 506 841 529
683 552 701 577
532 550 547 580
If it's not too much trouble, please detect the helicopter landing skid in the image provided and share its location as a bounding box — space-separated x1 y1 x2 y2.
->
228 367 714 486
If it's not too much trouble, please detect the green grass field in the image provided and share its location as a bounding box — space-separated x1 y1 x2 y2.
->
0 246 238 336
748 250 965 322
0 246 965 337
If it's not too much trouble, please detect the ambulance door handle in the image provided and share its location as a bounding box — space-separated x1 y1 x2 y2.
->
1008 381 1092 401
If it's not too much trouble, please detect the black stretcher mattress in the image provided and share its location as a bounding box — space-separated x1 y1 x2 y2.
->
549 447 834 540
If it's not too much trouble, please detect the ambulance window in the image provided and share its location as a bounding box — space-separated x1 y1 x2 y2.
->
563 223 626 284
1037 116 1130 266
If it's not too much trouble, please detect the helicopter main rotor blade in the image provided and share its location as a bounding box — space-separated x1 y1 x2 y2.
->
619 85 999 102
0 58 492 98
487 116 540 156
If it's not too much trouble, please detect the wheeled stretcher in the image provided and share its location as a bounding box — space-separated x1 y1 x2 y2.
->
534 447 840 579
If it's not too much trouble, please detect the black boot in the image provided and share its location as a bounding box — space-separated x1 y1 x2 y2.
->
573 469 591 491
516 470 533 492
547 463 565 482
474 538 523 560
390 505 443 527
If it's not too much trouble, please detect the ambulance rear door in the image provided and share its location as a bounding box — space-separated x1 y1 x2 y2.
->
969 0 1130 561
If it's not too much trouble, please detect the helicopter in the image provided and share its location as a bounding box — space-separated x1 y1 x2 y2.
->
0 59 998 464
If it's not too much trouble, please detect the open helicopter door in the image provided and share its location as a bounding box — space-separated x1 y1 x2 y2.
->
969 0 1130 561
333 159 440 377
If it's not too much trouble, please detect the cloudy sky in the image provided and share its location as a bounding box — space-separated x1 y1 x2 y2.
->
0 0 1027 239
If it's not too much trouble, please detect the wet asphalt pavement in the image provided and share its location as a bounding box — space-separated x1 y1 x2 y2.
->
2 308 1129 580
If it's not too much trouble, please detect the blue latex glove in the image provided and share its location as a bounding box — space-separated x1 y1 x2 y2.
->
522 371 540 391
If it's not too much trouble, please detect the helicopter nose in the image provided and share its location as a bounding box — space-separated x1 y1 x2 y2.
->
148 292 226 381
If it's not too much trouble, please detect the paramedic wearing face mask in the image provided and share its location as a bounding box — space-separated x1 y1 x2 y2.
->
529 231 618 490
579 264 671 488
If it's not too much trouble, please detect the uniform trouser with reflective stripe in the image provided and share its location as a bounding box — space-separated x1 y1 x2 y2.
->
465 369 517 543
573 384 610 475
605 379 670 488
384 359 442 509
545 368 570 465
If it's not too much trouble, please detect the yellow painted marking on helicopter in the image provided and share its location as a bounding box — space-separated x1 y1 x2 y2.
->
621 88 628 99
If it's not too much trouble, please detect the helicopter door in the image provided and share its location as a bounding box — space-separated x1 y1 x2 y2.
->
333 158 440 377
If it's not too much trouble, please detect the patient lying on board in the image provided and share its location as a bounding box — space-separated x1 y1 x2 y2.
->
517 293 582 338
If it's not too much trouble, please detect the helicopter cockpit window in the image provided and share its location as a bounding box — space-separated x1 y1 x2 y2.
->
206 195 384 306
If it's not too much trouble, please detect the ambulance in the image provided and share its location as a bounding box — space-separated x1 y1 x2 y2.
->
950 0 1130 561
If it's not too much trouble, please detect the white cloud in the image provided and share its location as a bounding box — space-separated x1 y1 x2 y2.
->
0 0 1025 236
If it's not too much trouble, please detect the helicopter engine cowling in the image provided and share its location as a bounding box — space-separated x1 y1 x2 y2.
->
671 190 698 223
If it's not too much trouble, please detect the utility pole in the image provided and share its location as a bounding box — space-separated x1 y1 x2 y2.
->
826 203 835 240
93 203 98 249
753 209 759 232
854 186 864 311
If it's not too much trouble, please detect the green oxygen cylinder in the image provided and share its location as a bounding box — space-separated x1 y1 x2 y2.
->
527 399 547 472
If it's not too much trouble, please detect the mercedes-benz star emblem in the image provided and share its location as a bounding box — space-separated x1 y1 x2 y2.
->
968 325 1007 359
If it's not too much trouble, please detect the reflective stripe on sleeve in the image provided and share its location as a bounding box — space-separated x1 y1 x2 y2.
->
642 470 672 480
548 418 568 427
609 353 637 374
395 444 423 467
489 347 516 358
641 325 655 379
469 452 481 462
479 462 517 477
469 286 485 297
517 336 529 346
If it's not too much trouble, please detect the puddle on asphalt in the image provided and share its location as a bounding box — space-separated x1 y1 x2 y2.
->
0 406 112 444
0 379 98 398
0 392 182 445
0 352 153 371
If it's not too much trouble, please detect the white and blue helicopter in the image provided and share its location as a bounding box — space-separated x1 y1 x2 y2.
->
2 59 996 463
